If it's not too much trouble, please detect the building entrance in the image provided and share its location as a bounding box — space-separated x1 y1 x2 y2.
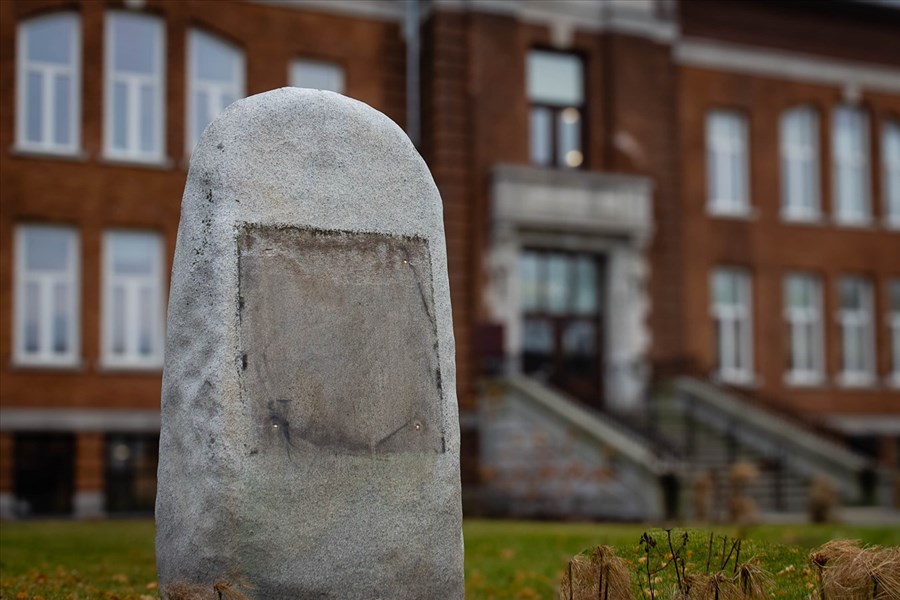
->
519 249 605 408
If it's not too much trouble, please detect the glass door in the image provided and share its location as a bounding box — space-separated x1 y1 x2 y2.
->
519 249 605 408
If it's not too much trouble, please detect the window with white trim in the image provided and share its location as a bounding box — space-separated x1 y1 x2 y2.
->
780 107 820 221
707 111 750 216
889 279 900 386
832 106 871 225
16 12 81 154
884 120 900 228
290 59 344 94
527 50 585 169
104 12 165 162
837 276 875 385
711 268 753 383
14 225 80 366
784 273 824 384
102 231 165 368
187 29 245 152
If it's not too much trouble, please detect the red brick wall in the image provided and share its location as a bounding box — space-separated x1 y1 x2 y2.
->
0 1 406 412
678 65 900 416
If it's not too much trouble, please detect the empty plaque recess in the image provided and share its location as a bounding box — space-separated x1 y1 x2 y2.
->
238 226 444 455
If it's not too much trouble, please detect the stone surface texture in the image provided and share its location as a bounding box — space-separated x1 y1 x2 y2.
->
156 88 463 599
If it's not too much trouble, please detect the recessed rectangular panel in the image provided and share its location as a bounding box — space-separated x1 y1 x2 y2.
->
238 226 444 455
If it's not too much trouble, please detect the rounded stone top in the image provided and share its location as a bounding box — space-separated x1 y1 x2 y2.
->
182 87 442 238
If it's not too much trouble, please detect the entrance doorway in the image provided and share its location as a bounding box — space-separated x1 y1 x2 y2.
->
519 249 605 408
14 433 75 516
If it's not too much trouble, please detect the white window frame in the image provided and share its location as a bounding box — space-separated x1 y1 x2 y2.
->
884 120 900 229
888 280 900 388
784 273 824 386
15 12 82 155
706 110 750 217
186 28 245 154
780 107 821 222
832 105 871 226
103 11 165 164
711 268 754 385
837 276 876 387
101 230 166 370
13 225 81 367
289 58 345 94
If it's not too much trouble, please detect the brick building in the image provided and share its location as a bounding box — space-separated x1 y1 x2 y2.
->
1 0 898 518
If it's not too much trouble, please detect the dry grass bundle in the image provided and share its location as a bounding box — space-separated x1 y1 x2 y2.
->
735 562 771 600
557 545 633 600
692 471 715 522
808 475 839 524
162 577 253 600
727 462 760 525
163 582 215 600
728 462 760 489
683 573 741 600
810 539 900 600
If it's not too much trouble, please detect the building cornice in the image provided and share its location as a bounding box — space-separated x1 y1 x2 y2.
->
675 37 900 94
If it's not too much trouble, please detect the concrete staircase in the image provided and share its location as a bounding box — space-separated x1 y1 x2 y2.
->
646 378 874 518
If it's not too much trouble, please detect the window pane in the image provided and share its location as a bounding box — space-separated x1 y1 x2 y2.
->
139 83 156 153
833 106 869 220
138 286 154 356
25 227 70 272
53 73 71 146
839 278 863 310
781 108 818 215
192 90 210 146
546 255 569 314
221 93 238 110
713 271 736 306
111 233 156 275
890 280 900 313
112 13 158 74
192 30 238 83
24 282 41 353
557 108 582 168
573 257 597 315
886 122 900 219
26 71 43 142
26 15 73 65
527 50 583 106
291 60 344 94
529 107 552 166
113 81 128 150
52 281 69 353
112 286 126 355
519 253 541 312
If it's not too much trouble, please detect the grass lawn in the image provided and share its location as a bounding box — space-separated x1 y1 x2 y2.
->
1 519 898 599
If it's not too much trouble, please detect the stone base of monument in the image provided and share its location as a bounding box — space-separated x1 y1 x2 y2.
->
156 88 464 599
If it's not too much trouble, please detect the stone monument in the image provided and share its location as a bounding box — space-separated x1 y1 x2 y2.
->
156 88 464 599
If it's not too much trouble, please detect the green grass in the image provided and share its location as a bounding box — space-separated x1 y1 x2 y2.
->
1 519 898 599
